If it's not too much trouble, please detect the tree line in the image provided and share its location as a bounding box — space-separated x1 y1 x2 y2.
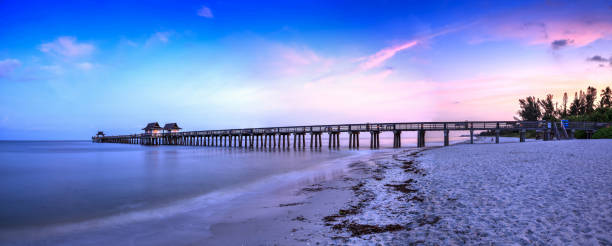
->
517 86 612 122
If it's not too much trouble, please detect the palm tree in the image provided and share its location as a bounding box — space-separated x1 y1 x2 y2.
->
517 96 541 121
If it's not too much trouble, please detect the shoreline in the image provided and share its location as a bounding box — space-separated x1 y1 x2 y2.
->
205 148 429 244
3 139 610 245
206 139 612 245
0 148 363 245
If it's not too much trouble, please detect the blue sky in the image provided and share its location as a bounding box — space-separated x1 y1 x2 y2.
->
1 0 611 140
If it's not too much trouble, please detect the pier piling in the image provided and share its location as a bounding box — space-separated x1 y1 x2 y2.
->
417 130 426 148
444 130 450 146
495 130 500 144
392 131 401 148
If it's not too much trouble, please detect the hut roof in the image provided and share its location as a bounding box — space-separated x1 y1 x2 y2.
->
142 122 162 130
163 123 182 130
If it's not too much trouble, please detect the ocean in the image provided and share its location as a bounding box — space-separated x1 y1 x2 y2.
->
0 133 467 244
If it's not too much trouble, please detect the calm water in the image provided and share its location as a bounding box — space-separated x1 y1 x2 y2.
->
0 141 357 229
0 133 466 244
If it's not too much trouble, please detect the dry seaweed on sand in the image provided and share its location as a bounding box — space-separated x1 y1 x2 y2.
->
279 202 306 207
322 149 433 241
323 206 361 223
351 182 365 191
331 220 407 237
384 179 417 194
298 184 329 194
292 215 308 222
402 160 424 174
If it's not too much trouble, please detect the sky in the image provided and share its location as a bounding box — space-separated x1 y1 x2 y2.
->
0 0 611 140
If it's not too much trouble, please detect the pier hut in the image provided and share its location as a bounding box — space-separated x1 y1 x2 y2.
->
163 123 182 133
92 131 105 143
143 122 162 135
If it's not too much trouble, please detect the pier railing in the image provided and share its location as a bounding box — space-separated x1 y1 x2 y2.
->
96 121 610 138
93 120 610 148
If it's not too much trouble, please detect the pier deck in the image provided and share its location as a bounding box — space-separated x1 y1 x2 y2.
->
92 121 609 148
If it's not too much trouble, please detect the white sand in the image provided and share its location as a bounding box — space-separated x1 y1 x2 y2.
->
213 139 612 245
412 139 612 245
472 136 538 144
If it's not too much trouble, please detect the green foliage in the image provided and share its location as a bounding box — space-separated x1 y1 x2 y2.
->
480 130 537 138
592 127 612 139
573 130 586 139
517 96 541 121
557 92 569 118
538 94 556 121
567 108 612 122
600 86 612 109
500 130 538 138
569 92 582 116
520 85 612 122
585 86 597 114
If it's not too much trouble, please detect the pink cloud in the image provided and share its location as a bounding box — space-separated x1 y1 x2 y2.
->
427 67 612 120
472 3 612 49
359 40 418 70
494 20 612 48
39 37 95 57
253 43 335 78
356 24 469 71
202 23 612 123
165 38 612 124
0 59 21 78
197 5 213 18
281 47 320 65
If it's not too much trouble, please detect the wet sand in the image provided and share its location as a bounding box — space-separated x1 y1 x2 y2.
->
204 149 425 244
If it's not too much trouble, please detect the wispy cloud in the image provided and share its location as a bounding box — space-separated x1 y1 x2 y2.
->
120 39 139 47
39 37 95 57
197 5 213 18
357 24 470 71
471 3 612 49
551 39 573 50
586 55 609 62
145 32 171 47
154 32 170 43
0 59 21 78
586 55 612 67
76 62 94 70
359 41 418 70
40 64 64 75
220 36 336 80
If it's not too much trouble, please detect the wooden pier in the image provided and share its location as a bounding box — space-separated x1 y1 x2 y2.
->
92 121 609 149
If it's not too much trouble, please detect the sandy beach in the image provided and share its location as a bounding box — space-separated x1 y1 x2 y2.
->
4 1 612 245
206 139 612 245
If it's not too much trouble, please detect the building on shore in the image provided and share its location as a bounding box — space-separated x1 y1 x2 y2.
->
143 122 163 135
163 123 182 133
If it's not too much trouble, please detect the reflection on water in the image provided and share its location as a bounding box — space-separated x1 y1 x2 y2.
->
0 141 356 229
0 133 466 233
